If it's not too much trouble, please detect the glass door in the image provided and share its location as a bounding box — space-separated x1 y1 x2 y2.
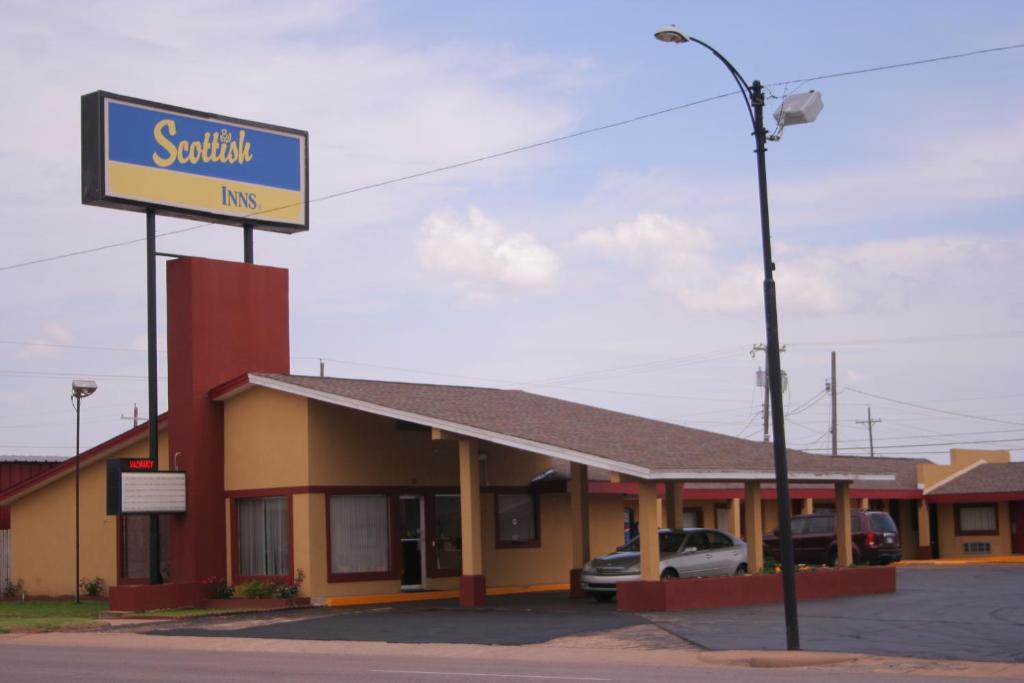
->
399 496 424 589
432 494 462 574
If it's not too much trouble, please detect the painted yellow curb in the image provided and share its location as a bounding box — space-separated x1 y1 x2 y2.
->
895 555 1024 567
324 583 570 608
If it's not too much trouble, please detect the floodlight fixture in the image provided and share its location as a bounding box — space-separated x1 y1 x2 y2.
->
71 379 98 399
654 24 689 43
773 91 824 127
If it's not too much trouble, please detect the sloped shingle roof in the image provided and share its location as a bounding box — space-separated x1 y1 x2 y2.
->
237 374 895 484
929 462 1024 495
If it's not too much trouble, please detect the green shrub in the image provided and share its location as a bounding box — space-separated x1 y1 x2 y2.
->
78 577 104 597
2 578 25 598
234 580 276 599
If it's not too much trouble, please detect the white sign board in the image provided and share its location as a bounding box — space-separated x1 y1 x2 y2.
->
120 472 187 514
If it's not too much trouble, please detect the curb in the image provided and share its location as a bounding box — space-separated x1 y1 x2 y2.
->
324 583 570 608
698 650 858 668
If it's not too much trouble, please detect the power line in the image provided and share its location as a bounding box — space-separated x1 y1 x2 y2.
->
787 330 1024 349
0 340 155 354
3 41 1024 275
804 437 1024 452
0 369 163 381
845 387 1024 427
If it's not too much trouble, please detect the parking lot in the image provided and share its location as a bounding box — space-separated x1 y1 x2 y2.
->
139 566 1024 662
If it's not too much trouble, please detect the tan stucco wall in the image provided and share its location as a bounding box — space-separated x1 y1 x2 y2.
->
936 501 1012 558
10 430 168 596
918 449 1011 489
224 387 309 490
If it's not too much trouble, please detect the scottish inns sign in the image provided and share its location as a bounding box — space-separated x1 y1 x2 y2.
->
82 91 308 232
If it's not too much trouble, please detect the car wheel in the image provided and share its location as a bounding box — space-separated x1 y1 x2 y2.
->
735 563 748 575
593 593 615 603
660 568 679 580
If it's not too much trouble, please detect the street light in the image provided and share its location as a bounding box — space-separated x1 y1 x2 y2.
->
655 25 822 651
71 379 97 604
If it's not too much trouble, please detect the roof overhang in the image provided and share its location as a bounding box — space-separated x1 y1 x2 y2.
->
216 374 894 486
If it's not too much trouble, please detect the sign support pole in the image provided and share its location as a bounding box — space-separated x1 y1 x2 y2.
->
146 208 162 585
243 223 254 264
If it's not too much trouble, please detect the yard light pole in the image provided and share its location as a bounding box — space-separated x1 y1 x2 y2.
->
71 379 98 604
655 25 822 651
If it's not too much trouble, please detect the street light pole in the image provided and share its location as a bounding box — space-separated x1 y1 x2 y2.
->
655 26 820 651
71 379 97 604
74 392 81 604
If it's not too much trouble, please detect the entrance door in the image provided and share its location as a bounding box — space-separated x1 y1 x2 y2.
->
1011 502 1024 555
400 496 425 589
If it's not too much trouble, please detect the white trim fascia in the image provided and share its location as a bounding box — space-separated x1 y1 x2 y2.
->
923 458 988 495
247 374 652 478
649 470 895 483
245 375 899 485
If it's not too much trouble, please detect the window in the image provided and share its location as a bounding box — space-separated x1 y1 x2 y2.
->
869 513 898 533
808 516 833 534
963 541 992 554
495 493 538 546
682 510 701 528
683 531 710 551
431 494 462 575
120 515 171 583
237 496 289 578
706 531 734 549
329 494 393 579
956 504 998 535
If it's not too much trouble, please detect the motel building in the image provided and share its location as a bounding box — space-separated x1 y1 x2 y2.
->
2 258 1023 611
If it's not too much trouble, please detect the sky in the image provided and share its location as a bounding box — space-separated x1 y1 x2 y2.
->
1 0 1023 464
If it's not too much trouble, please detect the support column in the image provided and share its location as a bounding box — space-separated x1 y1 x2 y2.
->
728 497 742 538
568 463 591 598
835 482 853 567
859 497 870 511
665 482 684 529
802 497 814 515
916 498 933 559
638 480 660 581
744 482 764 572
458 438 485 606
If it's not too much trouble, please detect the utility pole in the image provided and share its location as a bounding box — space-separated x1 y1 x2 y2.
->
120 403 141 428
319 358 325 377
830 351 838 456
856 406 882 458
752 343 786 443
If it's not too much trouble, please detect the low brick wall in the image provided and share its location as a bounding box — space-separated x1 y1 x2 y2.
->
617 566 896 612
109 582 206 612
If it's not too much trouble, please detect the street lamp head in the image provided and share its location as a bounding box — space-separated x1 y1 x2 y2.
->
71 379 97 399
773 91 823 127
654 24 689 43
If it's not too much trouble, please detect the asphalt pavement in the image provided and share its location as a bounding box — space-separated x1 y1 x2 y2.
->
133 565 1024 663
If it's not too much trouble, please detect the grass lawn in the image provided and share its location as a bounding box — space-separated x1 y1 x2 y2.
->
0 600 109 633
143 607 249 618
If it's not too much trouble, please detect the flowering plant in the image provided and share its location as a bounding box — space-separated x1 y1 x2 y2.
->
201 576 234 599
79 577 104 597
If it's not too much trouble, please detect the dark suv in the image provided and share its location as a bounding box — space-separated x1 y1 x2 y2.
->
763 510 901 566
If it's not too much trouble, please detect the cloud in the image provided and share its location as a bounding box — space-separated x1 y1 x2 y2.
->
21 323 74 358
416 207 559 297
578 213 1024 316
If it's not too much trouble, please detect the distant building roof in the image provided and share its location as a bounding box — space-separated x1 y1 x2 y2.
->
0 455 68 463
215 373 896 485
928 462 1024 496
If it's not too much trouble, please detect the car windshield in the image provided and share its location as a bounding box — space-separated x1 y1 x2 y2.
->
617 533 684 553
869 513 898 533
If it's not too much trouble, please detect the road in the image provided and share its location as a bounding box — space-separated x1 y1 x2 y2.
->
1 632 1020 683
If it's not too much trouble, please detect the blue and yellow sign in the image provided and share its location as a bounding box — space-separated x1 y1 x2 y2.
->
82 92 308 233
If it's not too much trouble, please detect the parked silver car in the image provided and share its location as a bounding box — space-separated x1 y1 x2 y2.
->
582 528 748 602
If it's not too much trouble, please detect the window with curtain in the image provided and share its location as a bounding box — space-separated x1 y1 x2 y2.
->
496 493 537 545
237 496 289 578
329 494 391 576
958 505 998 534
